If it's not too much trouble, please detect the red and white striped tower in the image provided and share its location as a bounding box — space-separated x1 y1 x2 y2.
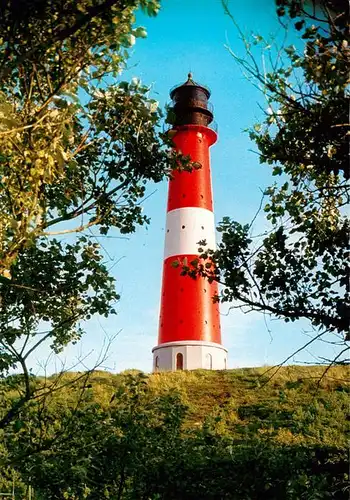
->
152 74 227 371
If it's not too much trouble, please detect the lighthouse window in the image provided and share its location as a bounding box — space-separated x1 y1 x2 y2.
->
201 226 204 230
176 352 184 370
155 356 159 371
182 225 185 229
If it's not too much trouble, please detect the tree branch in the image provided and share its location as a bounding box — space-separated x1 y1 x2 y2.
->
0 0 124 82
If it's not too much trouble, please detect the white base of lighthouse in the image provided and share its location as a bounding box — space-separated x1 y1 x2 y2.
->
152 341 228 372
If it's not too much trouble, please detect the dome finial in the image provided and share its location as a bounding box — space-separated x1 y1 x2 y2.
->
188 72 193 80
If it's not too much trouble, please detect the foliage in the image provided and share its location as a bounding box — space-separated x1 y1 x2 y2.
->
192 0 349 356
0 366 348 498
0 0 196 428
0 0 166 275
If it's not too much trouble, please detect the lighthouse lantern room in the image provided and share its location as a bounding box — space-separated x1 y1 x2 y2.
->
152 74 228 371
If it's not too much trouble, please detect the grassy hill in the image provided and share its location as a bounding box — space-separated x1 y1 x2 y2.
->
148 365 348 440
1 365 349 499
81 364 349 444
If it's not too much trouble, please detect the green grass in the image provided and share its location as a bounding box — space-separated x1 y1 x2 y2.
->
144 365 349 445
58 364 348 448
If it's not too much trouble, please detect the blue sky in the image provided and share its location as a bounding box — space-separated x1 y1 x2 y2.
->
28 0 341 374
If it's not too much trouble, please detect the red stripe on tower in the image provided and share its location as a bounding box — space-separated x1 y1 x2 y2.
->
152 74 227 372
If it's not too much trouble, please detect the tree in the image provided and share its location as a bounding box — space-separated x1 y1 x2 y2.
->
6 373 188 499
0 0 193 427
189 0 349 360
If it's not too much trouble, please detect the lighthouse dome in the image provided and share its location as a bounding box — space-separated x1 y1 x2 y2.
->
168 73 214 127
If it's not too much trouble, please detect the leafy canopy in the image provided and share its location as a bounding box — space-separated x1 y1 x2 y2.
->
191 0 349 352
0 0 195 425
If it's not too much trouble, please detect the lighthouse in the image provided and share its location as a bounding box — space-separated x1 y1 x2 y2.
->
152 74 227 372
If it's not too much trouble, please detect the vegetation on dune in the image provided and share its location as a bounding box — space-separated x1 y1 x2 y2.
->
0 366 348 498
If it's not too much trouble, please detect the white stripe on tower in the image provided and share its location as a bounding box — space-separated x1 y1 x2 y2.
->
164 207 216 259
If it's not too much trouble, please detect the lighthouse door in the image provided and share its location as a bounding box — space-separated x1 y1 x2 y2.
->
176 352 184 370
